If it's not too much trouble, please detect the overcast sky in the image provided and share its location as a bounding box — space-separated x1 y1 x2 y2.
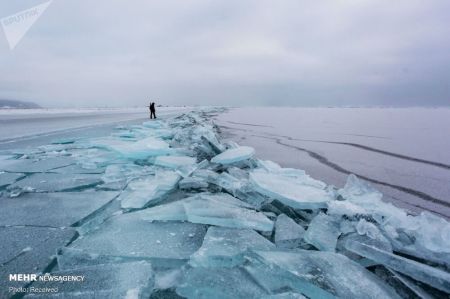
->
1 0 449 107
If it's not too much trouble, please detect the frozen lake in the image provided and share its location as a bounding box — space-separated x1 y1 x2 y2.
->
0 107 188 143
215 107 450 218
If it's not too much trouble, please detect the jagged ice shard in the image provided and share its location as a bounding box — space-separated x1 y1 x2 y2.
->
139 193 274 232
2 108 449 298
120 170 180 209
249 168 334 209
190 227 275 267
211 146 255 165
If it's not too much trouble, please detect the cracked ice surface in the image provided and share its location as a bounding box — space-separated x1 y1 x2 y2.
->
1 107 449 298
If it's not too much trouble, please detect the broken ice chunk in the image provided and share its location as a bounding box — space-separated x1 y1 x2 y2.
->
154 155 197 169
211 146 254 165
177 266 269 299
250 169 334 209
190 227 275 267
338 175 450 265
327 200 367 216
303 213 341 252
184 198 273 231
262 292 307 299
246 250 401 299
133 200 188 222
102 164 155 184
69 213 207 268
356 219 392 251
120 170 180 209
0 172 24 189
140 193 273 232
384 268 436 299
274 214 305 249
213 172 246 196
339 174 383 203
176 159 209 178
23 261 154 298
8 173 103 193
345 240 450 293
179 177 209 190
101 136 172 159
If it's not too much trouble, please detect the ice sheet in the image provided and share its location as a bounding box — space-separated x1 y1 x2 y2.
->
8 173 103 194
69 212 207 268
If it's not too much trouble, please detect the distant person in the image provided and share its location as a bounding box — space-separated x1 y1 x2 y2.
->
150 102 157 119
148 102 152 119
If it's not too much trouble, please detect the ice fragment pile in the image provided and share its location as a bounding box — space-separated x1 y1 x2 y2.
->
1 108 449 299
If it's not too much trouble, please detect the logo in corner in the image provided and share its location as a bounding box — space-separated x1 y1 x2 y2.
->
1 0 53 50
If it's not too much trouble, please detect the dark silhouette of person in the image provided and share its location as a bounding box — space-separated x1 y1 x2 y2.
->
150 102 156 119
148 102 153 119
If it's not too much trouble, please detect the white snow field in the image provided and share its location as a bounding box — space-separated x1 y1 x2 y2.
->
215 107 450 218
0 107 449 298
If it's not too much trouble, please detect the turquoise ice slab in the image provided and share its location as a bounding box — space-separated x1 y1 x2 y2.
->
274 214 305 249
213 172 245 196
303 213 341 252
245 250 401 299
179 177 209 190
23 261 154 299
0 191 119 227
211 146 254 165
345 240 450 293
98 136 172 159
102 164 156 183
139 193 273 232
262 293 307 299
184 195 273 232
0 226 77 298
8 172 103 193
154 155 197 169
249 169 334 209
120 170 180 209
177 266 269 299
0 172 24 188
190 227 275 267
69 213 207 268
0 157 75 173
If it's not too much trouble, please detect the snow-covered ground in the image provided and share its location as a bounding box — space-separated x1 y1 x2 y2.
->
215 107 450 218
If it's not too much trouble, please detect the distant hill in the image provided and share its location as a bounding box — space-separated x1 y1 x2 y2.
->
0 99 42 109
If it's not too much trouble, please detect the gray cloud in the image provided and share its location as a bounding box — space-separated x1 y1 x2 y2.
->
0 0 449 107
